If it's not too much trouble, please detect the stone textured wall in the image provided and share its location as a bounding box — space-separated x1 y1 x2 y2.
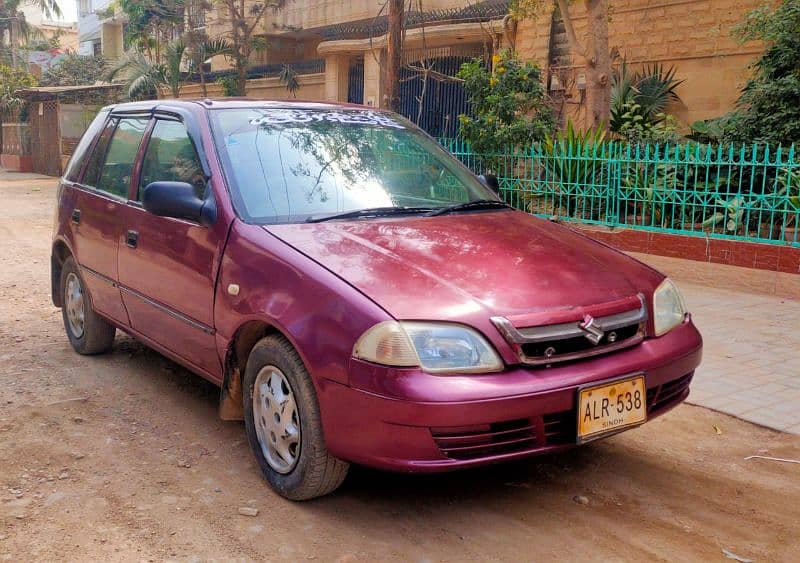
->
515 0 766 127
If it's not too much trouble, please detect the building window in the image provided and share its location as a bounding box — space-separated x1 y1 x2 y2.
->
186 0 206 30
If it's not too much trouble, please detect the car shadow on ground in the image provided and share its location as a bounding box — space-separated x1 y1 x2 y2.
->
111 333 627 503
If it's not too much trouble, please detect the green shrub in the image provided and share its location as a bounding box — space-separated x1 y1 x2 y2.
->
723 0 800 145
457 49 554 168
538 120 608 218
216 75 239 97
610 61 683 143
0 64 37 113
41 54 107 87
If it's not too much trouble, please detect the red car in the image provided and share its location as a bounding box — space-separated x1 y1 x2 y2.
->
52 100 702 500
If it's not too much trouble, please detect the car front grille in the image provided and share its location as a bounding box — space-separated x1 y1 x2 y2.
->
491 295 648 367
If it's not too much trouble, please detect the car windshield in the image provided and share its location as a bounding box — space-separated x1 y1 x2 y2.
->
210 108 499 223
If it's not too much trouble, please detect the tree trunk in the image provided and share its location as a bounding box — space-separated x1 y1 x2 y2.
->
583 0 610 129
200 65 208 97
236 57 247 96
383 0 403 111
555 0 611 130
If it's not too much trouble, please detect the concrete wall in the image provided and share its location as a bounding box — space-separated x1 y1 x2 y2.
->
177 73 326 101
516 0 766 127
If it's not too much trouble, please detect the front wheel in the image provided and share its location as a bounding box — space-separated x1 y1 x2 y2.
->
243 335 349 500
60 257 116 355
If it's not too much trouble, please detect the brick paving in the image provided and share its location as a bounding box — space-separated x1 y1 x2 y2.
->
636 254 800 435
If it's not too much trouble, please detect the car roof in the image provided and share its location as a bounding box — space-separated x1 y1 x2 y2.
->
104 98 374 113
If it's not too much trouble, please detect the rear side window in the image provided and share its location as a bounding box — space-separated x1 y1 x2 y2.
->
63 110 109 182
82 118 117 189
95 117 148 199
138 119 206 200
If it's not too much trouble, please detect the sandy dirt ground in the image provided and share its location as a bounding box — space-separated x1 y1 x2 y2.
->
1 176 799 562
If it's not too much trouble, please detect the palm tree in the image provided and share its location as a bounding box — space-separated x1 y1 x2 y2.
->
106 39 188 100
185 36 232 97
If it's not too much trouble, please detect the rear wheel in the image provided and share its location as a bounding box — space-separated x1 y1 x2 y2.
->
243 335 349 500
60 257 115 355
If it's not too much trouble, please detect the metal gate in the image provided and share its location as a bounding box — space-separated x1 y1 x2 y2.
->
347 57 365 105
29 100 62 177
398 54 475 138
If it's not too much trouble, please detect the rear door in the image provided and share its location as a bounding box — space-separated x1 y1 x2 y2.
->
67 115 147 326
117 114 224 380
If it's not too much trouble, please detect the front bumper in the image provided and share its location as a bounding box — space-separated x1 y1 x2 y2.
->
317 320 702 472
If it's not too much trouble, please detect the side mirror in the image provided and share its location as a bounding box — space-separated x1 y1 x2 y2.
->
478 173 500 194
142 181 216 226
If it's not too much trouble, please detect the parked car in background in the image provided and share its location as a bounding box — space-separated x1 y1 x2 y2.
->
52 100 702 500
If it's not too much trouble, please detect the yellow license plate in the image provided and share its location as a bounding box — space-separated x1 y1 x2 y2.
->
577 375 647 443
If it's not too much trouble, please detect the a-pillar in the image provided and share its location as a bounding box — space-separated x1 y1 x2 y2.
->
324 54 350 102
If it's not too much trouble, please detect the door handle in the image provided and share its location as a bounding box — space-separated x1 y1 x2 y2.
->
71 209 81 224
126 230 139 248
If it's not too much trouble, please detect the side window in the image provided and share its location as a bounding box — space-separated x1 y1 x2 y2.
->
64 109 109 182
95 117 148 198
139 119 206 200
81 117 116 188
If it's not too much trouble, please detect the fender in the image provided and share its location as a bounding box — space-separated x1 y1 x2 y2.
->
213 220 392 420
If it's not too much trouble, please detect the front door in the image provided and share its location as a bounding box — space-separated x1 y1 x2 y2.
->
70 115 147 326
118 116 223 380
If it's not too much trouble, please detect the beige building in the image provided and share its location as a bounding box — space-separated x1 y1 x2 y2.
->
76 0 124 59
516 0 766 127
185 0 765 132
17 4 79 52
184 0 507 136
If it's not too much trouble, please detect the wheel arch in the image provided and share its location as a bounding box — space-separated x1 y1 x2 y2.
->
219 319 300 421
51 238 74 307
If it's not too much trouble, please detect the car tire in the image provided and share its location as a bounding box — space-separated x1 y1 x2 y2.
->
60 257 116 355
243 335 349 501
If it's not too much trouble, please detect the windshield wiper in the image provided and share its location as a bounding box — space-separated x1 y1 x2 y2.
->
305 206 433 223
424 199 511 217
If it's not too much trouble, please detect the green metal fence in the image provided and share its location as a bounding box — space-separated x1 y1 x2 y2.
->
438 138 800 246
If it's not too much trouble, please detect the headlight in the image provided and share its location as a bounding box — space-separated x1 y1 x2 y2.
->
353 321 503 374
653 278 688 336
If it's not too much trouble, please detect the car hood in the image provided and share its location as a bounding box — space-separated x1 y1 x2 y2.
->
265 210 662 323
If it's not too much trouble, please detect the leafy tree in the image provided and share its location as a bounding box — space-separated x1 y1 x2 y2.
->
208 0 285 96
40 54 107 87
513 0 611 129
0 63 37 113
457 50 555 157
117 0 185 63
723 0 800 145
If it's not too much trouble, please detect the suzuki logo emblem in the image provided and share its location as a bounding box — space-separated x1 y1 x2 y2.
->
578 315 605 345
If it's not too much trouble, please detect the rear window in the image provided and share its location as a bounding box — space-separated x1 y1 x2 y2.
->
63 110 109 183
